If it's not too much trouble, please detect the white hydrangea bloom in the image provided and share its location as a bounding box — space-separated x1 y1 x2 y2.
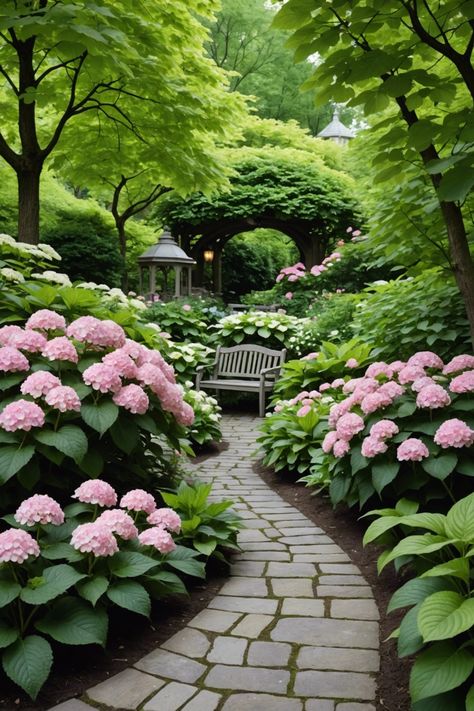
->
0 267 24 283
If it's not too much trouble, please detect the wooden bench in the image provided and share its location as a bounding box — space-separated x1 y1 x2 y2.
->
195 344 286 417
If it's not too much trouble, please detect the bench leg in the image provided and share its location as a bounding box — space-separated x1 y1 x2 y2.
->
259 387 266 418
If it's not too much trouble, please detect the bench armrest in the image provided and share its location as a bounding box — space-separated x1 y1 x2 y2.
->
259 364 283 383
195 360 218 388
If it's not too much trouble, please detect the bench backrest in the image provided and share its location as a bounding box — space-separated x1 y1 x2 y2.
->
215 345 286 379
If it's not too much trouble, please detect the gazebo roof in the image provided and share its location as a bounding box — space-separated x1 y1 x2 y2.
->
138 230 195 266
318 109 355 140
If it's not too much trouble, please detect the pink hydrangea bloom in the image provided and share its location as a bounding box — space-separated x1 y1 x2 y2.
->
136 363 164 387
389 360 406 372
0 399 45 431
366 362 393 379
328 396 357 428
345 358 358 368
138 526 176 554
122 338 147 361
20 370 61 398
285 292 293 300
102 350 137 379
67 316 125 349
10 329 47 353
276 273 284 283
378 381 405 400
15 494 64 526
416 384 451 409
319 383 331 392
73 480 117 507
449 371 474 394
97 509 138 540
156 382 185 417
0 528 40 563
42 336 78 363
82 363 122 393
0 346 29 372
274 404 283 413
26 309 66 332
343 378 364 394
361 436 388 458
397 438 429 461
370 420 399 440
113 384 149 414
434 419 474 449
331 378 345 389
297 404 311 417
182 304 192 311
407 351 444 370
352 378 379 399
120 489 156 514
301 352 319 361
333 439 350 457
0 324 23 345
411 376 435 393
322 430 338 454
443 354 474 375
45 385 81 412
71 522 118 557
175 402 195 426
147 508 181 533
336 413 365 441
398 365 426 384
360 391 392 415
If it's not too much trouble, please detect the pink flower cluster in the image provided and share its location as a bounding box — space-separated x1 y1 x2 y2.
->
120 489 156 514
147 508 181 533
97 509 138 540
0 399 45 431
71 522 119 557
67 316 126 349
113 384 149 414
276 251 343 285
0 528 40 563
73 480 118 507
26 309 66 332
15 494 64 526
0 346 29 372
138 526 176 553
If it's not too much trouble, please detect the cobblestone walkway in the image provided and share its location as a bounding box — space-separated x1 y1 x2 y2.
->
51 415 379 711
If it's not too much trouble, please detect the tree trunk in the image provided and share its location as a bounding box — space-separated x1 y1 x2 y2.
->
17 167 41 244
116 220 129 292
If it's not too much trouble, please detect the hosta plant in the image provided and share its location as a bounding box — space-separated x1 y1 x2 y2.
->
0 482 209 700
363 493 474 711
167 342 215 382
0 310 194 511
183 387 222 446
320 351 474 510
143 300 209 342
213 310 302 349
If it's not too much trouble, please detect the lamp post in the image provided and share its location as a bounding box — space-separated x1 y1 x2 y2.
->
203 249 214 263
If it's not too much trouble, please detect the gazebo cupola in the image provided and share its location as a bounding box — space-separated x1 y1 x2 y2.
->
138 228 195 299
318 107 355 146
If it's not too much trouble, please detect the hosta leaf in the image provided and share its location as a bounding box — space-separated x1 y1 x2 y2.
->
420 558 469 583
398 603 424 657
107 580 151 617
380 535 454 571
388 577 450 613
410 641 474 702
466 684 474 711
445 493 474 541
418 591 474 642
21 564 85 605
2 635 52 700
36 596 108 646
395 512 447 536
363 515 403 545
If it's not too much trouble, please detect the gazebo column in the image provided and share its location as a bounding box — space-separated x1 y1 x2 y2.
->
174 266 182 298
187 266 193 295
150 265 156 296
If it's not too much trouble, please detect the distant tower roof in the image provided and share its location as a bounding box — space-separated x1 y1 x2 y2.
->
318 107 355 143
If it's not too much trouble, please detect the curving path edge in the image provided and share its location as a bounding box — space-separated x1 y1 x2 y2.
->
50 414 380 711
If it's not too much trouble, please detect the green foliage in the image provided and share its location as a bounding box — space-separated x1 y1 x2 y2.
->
167 343 216 383
364 493 474 709
161 481 242 561
143 301 209 343
213 310 301 349
290 295 359 353
353 270 471 360
183 389 222 447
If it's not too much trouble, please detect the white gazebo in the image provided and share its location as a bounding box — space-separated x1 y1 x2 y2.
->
318 107 355 146
138 228 195 299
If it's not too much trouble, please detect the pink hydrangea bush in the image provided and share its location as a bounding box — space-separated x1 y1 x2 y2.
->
317 351 474 509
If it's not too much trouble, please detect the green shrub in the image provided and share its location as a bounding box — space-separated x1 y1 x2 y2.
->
167 342 215 382
142 301 209 343
289 294 359 353
213 310 301 349
183 388 222 446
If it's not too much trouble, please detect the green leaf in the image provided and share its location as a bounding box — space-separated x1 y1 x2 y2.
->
76 576 109 606
34 425 88 464
0 445 35 484
194 538 217 556
0 580 21 608
363 515 403 545
388 577 449 613
107 580 151 617
418 591 474 642
466 685 474 711
396 498 419 515
81 401 119 435
77 449 104 477
3 636 52 700
421 453 458 480
421 558 469 583
108 551 159 578
398 603 424 657
445 493 474 541
20 564 85 605
0 621 19 649
438 166 474 202
36 596 108 646
166 558 206 578
41 542 84 562
380 535 454 571
410 641 474 702
371 461 399 495
110 417 139 454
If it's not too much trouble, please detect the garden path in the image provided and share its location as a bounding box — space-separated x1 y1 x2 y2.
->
50 414 379 711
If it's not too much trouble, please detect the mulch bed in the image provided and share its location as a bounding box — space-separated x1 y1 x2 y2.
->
1 431 410 711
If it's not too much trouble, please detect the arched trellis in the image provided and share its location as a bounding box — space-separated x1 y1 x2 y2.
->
177 216 329 293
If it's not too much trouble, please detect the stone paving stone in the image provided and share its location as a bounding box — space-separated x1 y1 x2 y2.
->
143 682 197 710
86 668 164 709
48 702 94 711
235 551 291 561
237 530 269 542
271 618 379 649
188 609 242 632
336 704 376 711
297 646 380 672
162 628 211 658
263 512 308 520
181 690 222 710
290 545 342 554
281 535 334 545
242 542 287 551
305 701 335 711
267 562 317 577
271 578 314 597
240 519 268 529
278 527 325 537
318 575 368 586
294 554 350 563
247 641 291 667
271 520 316 528
294 671 376 699
230 561 266 576
209 595 278 614
221 693 303 710
204 665 290 694
281 598 325 617
134 649 206 683
316 586 373 598
319 564 360 574
331 599 380 621
207 636 248 665
219 576 269 597
231 613 274 638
